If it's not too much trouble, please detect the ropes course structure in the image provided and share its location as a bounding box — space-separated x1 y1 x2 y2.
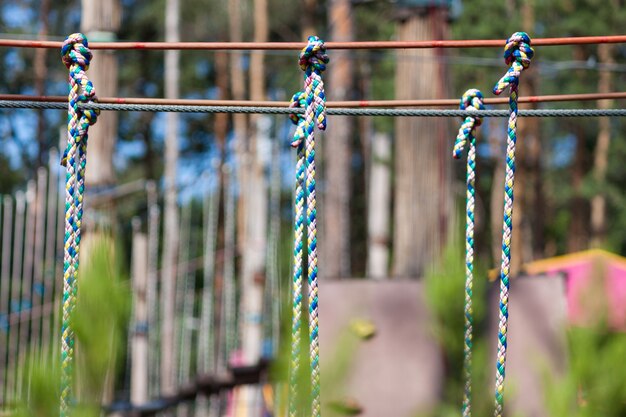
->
1 27 626 417
453 88 485 417
491 32 534 417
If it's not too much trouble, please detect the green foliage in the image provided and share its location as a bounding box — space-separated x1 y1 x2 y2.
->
424 233 491 417
73 236 130 405
545 326 626 417
12 235 130 417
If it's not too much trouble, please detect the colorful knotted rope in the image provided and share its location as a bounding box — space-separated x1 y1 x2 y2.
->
300 36 327 417
454 89 484 417
288 36 328 417
60 32 99 417
491 32 534 417
288 90 306 417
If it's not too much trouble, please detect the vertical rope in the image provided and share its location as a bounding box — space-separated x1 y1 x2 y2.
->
288 36 328 417
453 89 484 417
59 33 99 417
288 91 306 417
491 32 534 417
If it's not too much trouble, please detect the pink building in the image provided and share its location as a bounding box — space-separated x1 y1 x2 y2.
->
524 249 626 329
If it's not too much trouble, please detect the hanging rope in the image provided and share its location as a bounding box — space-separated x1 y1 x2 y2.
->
59 33 99 417
288 90 306 417
300 36 327 417
288 35 328 417
453 89 484 417
491 32 534 417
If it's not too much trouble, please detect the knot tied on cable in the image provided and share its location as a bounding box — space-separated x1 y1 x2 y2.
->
298 35 329 131
493 32 534 95
61 33 93 71
299 35 329 74
454 89 484 159
60 33 99 167
289 90 307 148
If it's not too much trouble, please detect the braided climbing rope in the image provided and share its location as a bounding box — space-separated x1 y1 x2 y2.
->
453 89 484 417
301 36 327 417
288 90 306 417
288 36 328 417
491 32 534 417
59 33 99 417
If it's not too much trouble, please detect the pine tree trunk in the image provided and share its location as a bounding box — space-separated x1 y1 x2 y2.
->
161 0 180 397
302 0 318 38
367 132 391 279
323 0 353 279
228 0 248 249
590 43 614 246
34 0 50 168
393 7 452 277
239 0 269 367
130 222 149 404
509 0 539 273
80 0 121 405
80 0 120 192
568 45 590 252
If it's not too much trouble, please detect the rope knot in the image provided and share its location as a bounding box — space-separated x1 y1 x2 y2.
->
61 33 93 70
493 32 534 95
503 32 534 68
299 36 329 73
454 89 484 159
289 91 307 148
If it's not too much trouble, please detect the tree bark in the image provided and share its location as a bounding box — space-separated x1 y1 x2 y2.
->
302 0 318 38
590 43 614 247
130 220 149 405
228 0 249 252
80 0 120 191
322 0 353 279
235 0 269 374
508 0 539 274
34 0 50 168
393 7 452 277
567 45 590 253
367 132 391 279
161 0 180 397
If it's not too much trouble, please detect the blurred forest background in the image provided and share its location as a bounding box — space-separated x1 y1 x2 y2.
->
1 0 625 274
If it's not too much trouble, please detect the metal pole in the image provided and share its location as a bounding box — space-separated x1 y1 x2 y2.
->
31 168 48 361
17 180 37 399
7 191 25 401
42 149 60 362
266 130 281 357
198 165 220 373
0 195 11 403
130 218 149 405
194 165 221 417
219 166 236 374
146 181 160 396
176 201 192 385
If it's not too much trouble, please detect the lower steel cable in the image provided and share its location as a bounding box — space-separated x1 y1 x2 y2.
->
0 100 625 117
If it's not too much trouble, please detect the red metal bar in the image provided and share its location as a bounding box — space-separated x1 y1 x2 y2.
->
1 35 626 50
1 92 625 108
